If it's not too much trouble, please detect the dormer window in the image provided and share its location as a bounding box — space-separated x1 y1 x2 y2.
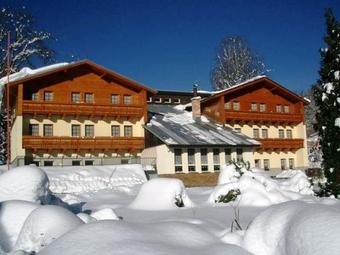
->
251 103 257 111
224 102 230 109
276 105 282 113
72 92 81 103
284 105 289 113
147 97 152 103
85 93 94 103
154 98 162 103
44 92 53 102
164 98 171 103
123 95 132 105
32 92 39 101
111 94 119 104
174 98 181 104
233 101 240 110
260 103 266 112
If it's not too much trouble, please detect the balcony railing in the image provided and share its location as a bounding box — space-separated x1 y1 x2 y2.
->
23 136 145 151
256 138 304 151
225 110 303 124
22 101 144 118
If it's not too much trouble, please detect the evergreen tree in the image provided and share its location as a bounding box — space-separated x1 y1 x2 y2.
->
313 9 340 196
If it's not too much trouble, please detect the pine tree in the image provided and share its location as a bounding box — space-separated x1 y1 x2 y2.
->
313 9 340 196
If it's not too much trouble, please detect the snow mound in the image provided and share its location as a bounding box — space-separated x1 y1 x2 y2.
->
76 213 96 224
129 178 194 210
0 201 40 252
42 164 147 193
242 201 340 255
14 205 83 253
210 168 313 206
38 220 251 255
90 208 120 220
0 166 50 203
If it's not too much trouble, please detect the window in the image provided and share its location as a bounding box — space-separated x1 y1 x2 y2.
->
279 129 285 138
85 125 94 137
85 160 94 166
259 103 266 112
255 159 260 168
262 129 268 138
43 124 53 136
29 124 39 136
174 149 182 172
251 103 257 111
124 126 133 137
174 98 181 104
201 148 208 172
236 148 243 161
123 95 132 105
276 105 282 113
111 94 119 104
188 149 195 172
286 129 292 139
263 159 270 171
225 148 232 163
32 92 39 101
154 98 162 103
85 93 94 103
213 148 220 171
234 128 241 133
44 161 53 167
71 92 81 103
281 159 287 170
233 101 240 110
284 105 289 113
147 97 152 103
224 102 230 109
72 125 81 137
44 92 53 101
111 125 120 137
253 128 259 138
72 160 81 166
289 158 294 169
164 98 171 103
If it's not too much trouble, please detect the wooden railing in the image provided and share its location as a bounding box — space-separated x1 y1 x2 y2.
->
22 101 144 117
225 110 303 124
256 138 304 151
23 136 145 151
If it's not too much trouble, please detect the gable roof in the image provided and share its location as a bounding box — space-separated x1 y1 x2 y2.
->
2 60 157 94
145 104 260 147
202 76 309 105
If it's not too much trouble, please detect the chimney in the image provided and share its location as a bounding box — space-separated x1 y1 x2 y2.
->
191 83 201 121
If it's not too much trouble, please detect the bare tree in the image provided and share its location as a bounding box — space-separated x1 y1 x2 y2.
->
211 36 268 90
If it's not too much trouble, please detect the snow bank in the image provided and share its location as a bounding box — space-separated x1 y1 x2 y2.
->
242 201 340 255
129 178 194 210
38 220 251 255
14 205 83 253
42 164 147 193
90 208 120 220
0 166 49 203
210 166 313 206
0 201 40 252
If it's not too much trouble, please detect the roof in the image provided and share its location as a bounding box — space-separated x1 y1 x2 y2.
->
156 90 212 96
0 60 157 94
202 76 309 105
145 104 260 147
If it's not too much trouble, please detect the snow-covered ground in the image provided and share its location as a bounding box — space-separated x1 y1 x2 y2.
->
0 164 339 255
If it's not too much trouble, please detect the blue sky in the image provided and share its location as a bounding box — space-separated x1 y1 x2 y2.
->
4 0 340 92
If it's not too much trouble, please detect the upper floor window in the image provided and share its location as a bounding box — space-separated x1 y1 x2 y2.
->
44 92 53 102
154 98 162 103
276 105 282 113
284 105 289 113
72 92 81 103
259 103 266 112
124 125 133 137
43 124 53 136
262 129 268 138
147 97 152 103
123 95 132 105
286 129 293 139
111 125 120 137
253 128 259 138
29 124 39 136
174 98 181 104
32 92 39 101
224 102 230 109
164 98 171 103
85 93 94 103
71 124 81 137
279 129 285 138
251 103 257 111
233 101 240 111
85 125 94 137
111 94 119 104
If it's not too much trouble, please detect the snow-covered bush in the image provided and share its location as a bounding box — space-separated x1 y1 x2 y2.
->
129 178 194 210
14 205 83 253
0 200 40 252
215 189 241 203
242 201 340 255
0 165 50 203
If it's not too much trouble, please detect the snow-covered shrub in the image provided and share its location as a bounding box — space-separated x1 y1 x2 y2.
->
129 178 194 210
0 165 50 203
231 159 250 173
0 201 40 252
215 189 241 203
14 205 83 253
243 201 340 255
277 170 314 195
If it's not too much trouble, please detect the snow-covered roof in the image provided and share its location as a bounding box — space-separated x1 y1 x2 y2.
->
145 104 260 147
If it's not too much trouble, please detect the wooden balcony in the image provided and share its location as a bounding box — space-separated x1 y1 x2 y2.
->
225 110 303 124
256 138 304 151
23 136 145 151
22 101 144 118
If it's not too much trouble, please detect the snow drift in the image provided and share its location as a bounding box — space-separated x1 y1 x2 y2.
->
129 178 194 210
243 200 340 255
0 165 50 203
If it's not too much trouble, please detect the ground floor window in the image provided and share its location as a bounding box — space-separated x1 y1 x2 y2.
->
281 159 287 170
200 148 208 172
255 159 260 168
85 160 94 166
225 148 231 164
174 148 182 172
213 148 220 171
188 149 196 172
72 160 81 166
289 158 294 169
236 148 243 161
264 159 270 171
44 160 53 166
